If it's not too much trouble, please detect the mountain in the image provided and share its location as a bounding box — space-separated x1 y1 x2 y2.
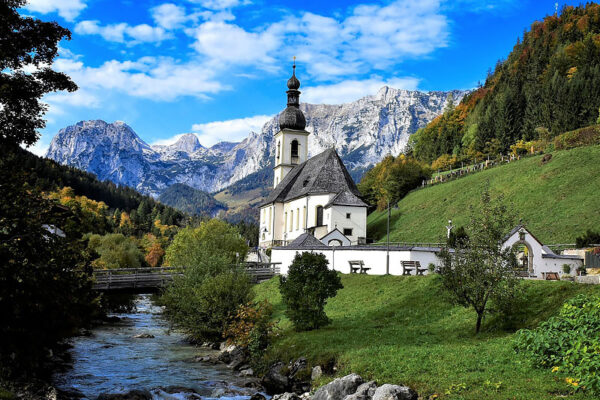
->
158 183 227 217
410 3 600 164
46 87 468 198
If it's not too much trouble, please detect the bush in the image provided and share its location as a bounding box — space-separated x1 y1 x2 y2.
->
575 230 600 248
160 253 251 342
224 300 275 364
554 125 600 150
279 252 343 331
514 294 600 394
562 264 571 275
86 233 144 269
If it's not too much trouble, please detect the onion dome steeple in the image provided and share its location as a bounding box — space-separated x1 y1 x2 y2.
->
279 58 306 130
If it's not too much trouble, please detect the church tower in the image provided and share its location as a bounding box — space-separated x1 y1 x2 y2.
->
273 61 310 188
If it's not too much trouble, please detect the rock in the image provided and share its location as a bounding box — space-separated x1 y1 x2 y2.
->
239 368 254 377
312 374 364 400
288 358 308 378
250 394 267 400
344 381 377 400
262 362 289 395
159 386 198 394
193 355 212 362
311 366 323 381
227 346 247 370
372 384 417 400
272 393 301 400
132 333 154 339
299 393 311 400
96 389 152 400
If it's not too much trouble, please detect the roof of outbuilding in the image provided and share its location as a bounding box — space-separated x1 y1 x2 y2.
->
261 148 366 206
287 233 328 248
324 189 368 208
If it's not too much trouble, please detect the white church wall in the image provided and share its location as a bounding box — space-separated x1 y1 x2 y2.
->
307 194 333 227
272 247 442 276
327 205 367 244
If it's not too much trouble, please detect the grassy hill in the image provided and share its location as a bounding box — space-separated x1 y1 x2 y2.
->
367 145 600 244
255 275 600 399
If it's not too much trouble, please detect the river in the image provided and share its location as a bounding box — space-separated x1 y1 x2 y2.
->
53 294 262 400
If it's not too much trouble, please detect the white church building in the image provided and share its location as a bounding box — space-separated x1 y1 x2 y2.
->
258 64 368 248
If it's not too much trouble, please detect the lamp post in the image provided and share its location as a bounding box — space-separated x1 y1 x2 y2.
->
446 219 454 239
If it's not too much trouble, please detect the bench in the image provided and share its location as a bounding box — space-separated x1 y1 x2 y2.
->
401 261 426 276
348 260 371 274
544 272 560 281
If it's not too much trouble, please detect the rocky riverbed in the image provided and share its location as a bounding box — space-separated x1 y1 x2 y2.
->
52 295 265 400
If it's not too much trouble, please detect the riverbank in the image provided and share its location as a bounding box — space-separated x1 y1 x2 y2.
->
254 274 600 399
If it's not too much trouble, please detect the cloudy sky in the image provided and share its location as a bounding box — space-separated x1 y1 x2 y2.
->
24 0 571 155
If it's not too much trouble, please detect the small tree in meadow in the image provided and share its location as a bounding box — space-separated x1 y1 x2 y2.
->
279 252 343 331
439 187 520 333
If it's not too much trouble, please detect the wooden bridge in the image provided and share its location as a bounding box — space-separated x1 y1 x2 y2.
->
92 263 281 292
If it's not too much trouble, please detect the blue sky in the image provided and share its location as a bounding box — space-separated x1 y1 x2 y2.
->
23 0 578 155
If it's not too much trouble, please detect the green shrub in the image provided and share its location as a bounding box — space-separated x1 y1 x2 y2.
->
514 294 600 394
553 125 600 150
279 252 343 331
160 254 252 342
86 233 144 270
562 264 571 275
576 230 600 248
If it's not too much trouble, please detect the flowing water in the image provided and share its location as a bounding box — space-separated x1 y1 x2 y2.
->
53 294 260 400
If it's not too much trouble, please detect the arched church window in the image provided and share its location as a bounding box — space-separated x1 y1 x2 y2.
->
316 206 323 226
291 140 299 164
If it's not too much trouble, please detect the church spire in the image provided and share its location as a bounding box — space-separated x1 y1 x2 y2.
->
279 58 306 130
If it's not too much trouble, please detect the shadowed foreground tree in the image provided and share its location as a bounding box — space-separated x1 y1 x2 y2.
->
0 0 77 148
439 187 520 333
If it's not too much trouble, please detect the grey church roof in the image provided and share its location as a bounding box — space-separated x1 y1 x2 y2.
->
325 189 368 208
261 148 366 206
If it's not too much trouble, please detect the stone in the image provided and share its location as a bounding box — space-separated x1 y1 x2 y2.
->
239 368 254 377
250 394 267 400
288 357 308 378
311 366 323 381
227 346 247 370
132 333 154 339
272 393 301 400
344 381 377 400
372 384 417 400
262 362 289 395
193 355 211 362
97 389 152 400
312 374 364 400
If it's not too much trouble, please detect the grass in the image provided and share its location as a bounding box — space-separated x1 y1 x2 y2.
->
253 274 600 399
368 145 600 244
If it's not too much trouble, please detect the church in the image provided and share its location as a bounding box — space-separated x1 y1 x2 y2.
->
258 65 368 248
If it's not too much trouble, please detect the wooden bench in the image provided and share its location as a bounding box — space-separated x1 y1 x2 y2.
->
544 272 560 281
401 261 427 276
348 260 371 274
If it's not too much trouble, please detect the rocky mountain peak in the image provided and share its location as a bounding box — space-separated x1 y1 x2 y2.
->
170 133 203 154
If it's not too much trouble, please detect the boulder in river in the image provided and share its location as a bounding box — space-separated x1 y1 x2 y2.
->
132 333 154 339
272 393 301 400
262 362 289 394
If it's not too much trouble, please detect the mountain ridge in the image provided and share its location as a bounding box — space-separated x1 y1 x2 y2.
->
46 86 469 198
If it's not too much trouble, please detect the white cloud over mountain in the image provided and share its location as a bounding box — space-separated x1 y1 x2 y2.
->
24 0 87 21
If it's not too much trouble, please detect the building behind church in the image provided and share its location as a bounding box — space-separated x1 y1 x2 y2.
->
258 65 368 248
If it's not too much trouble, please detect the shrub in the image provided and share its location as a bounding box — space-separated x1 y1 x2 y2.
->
554 125 600 150
575 230 600 248
279 252 343 331
160 254 252 342
514 294 600 394
562 264 571 275
224 300 276 364
86 233 144 269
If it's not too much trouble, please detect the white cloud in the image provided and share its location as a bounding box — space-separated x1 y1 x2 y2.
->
75 20 171 44
24 0 86 21
191 114 272 146
189 0 251 10
54 55 227 101
151 3 190 29
27 140 50 157
302 77 420 105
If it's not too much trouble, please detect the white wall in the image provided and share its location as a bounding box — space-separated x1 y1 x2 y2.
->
272 247 442 276
327 205 367 243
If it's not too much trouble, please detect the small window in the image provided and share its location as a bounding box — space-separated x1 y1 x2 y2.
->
346 213 351 219
343 228 353 236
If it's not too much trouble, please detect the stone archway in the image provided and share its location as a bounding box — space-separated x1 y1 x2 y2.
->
513 240 534 275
